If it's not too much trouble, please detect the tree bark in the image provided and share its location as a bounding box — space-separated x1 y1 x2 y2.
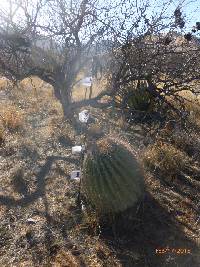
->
54 82 73 117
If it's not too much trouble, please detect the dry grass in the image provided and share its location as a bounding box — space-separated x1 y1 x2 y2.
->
143 141 190 181
170 130 200 160
19 73 105 102
0 104 24 131
52 249 81 267
169 90 200 125
72 77 107 102
0 124 5 145
185 98 200 126
0 76 199 266
87 124 104 140
0 77 11 90
20 76 53 95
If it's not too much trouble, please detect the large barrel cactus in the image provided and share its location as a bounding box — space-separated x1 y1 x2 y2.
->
82 137 144 214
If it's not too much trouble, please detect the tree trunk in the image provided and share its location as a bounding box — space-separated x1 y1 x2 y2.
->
60 89 73 118
53 78 74 119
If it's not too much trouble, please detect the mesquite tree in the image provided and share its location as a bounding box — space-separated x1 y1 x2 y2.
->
0 0 199 119
0 0 118 116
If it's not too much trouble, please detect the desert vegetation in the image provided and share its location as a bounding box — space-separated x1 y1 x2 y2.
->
0 0 200 266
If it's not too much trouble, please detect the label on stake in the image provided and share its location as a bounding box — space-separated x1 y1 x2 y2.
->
70 170 81 181
72 146 82 154
79 110 89 123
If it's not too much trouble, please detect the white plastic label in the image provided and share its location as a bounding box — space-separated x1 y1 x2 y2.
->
70 170 81 180
78 110 89 123
80 77 92 87
72 146 82 154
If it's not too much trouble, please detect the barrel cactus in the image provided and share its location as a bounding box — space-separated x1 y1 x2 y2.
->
114 80 155 120
82 137 144 214
126 87 153 111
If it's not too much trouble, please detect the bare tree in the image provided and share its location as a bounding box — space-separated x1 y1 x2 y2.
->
0 0 119 116
0 0 199 120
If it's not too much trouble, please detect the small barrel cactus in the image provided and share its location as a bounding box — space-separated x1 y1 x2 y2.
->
126 87 152 111
82 137 144 214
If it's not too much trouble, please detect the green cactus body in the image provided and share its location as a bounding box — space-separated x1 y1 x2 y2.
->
121 79 156 113
127 87 152 111
82 138 144 214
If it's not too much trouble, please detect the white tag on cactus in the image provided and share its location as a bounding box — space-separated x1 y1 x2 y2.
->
78 110 89 123
72 146 82 154
70 170 81 180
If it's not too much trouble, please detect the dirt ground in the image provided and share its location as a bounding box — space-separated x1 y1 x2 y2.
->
0 79 199 266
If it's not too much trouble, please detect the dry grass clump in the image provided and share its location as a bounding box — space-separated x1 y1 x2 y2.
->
0 77 11 90
174 90 200 125
87 124 104 140
0 125 5 145
184 98 200 126
49 101 63 116
0 104 24 131
52 249 81 267
143 142 190 181
20 76 53 93
170 130 200 159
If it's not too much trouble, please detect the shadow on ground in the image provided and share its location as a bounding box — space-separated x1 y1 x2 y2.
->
0 155 86 265
0 154 199 266
101 192 200 267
